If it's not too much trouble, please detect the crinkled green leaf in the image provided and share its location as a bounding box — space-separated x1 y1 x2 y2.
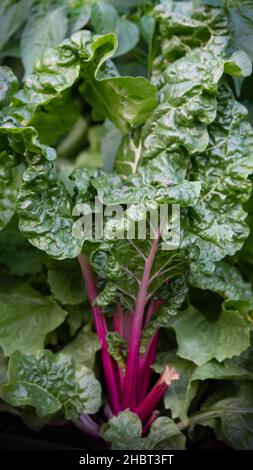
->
95 281 117 307
0 284 67 356
188 85 253 273
167 302 250 366
0 152 20 231
0 66 18 109
190 261 253 307
106 331 127 371
11 31 157 134
0 114 56 161
61 328 100 369
153 2 228 78
142 46 224 162
1 350 101 419
17 158 83 259
102 411 186 450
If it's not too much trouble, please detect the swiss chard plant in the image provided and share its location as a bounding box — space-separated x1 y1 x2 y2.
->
1 0 253 450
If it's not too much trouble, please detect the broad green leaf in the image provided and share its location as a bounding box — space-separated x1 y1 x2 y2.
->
102 411 186 450
47 258 85 305
114 19 139 58
91 3 139 57
189 383 253 449
67 0 91 34
17 159 83 259
61 328 100 369
0 0 31 51
167 303 250 366
1 350 101 419
0 284 67 356
228 1 253 61
21 7 68 76
0 153 20 231
91 3 118 34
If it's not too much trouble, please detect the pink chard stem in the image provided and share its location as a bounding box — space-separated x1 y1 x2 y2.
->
123 236 160 410
78 255 120 415
139 332 160 403
135 366 180 422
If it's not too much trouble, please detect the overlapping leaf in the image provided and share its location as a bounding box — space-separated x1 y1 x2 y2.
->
102 411 186 450
1 350 101 419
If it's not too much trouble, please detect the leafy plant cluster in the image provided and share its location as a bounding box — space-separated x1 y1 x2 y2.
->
1 0 253 450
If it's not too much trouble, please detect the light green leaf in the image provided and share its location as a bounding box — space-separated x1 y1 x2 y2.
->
0 0 31 51
102 411 186 450
0 284 67 356
91 3 139 57
224 51 252 78
47 259 85 305
21 7 68 76
168 303 250 366
228 1 253 61
61 328 100 369
1 350 101 419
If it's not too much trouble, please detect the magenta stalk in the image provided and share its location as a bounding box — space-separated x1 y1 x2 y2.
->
135 366 180 422
78 255 121 415
122 236 160 409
